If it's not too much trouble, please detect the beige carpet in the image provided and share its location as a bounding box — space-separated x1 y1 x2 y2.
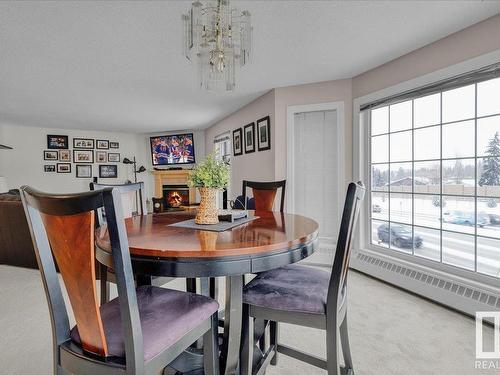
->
0 264 496 375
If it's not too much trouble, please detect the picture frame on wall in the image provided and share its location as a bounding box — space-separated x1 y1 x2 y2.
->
73 138 94 149
44 165 56 172
99 164 118 178
47 135 69 149
76 164 92 178
96 151 107 163
44 150 58 160
108 153 120 162
257 116 271 151
57 163 71 173
110 142 119 149
96 140 109 149
58 149 71 162
243 122 255 154
233 128 243 156
73 150 94 163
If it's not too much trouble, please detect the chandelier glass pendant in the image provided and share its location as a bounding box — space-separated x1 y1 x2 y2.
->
183 0 252 92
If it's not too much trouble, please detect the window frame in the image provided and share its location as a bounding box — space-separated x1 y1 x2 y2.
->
353 52 500 289
364 108 500 285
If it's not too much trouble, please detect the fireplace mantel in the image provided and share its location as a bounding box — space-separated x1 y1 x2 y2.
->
152 169 197 204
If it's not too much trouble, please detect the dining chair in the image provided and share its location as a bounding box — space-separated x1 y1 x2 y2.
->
20 186 220 375
240 180 286 350
91 182 161 303
242 180 286 212
240 181 365 375
90 182 147 223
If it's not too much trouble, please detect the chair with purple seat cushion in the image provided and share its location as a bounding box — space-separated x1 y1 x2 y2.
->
21 186 220 375
240 181 365 375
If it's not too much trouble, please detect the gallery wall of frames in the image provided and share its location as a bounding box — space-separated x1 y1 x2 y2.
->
44 134 120 178
232 115 271 157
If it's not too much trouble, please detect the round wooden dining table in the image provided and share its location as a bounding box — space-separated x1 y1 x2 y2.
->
95 210 319 375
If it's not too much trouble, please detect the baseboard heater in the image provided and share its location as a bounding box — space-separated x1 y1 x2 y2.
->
350 248 500 317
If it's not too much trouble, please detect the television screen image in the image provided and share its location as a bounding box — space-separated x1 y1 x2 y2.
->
150 133 195 166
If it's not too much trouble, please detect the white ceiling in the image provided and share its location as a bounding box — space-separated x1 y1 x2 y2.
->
1 1 499 133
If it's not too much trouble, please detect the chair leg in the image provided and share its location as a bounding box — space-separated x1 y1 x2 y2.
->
210 277 218 300
255 319 267 353
270 321 279 366
339 315 354 373
204 312 220 375
240 304 254 375
326 322 341 375
186 278 197 293
99 263 109 304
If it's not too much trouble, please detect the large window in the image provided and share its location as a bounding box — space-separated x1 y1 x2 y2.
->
214 133 231 163
370 77 500 278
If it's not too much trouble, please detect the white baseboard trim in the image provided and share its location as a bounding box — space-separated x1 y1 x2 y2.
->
351 248 500 317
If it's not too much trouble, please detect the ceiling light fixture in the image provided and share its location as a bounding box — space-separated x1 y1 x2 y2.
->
183 0 252 92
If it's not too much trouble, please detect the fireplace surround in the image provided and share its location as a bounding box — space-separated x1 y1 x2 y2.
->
153 169 197 206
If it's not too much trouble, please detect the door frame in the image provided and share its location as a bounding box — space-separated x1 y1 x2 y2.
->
286 101 345 227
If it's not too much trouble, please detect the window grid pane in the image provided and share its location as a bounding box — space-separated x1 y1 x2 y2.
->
369 77 500 278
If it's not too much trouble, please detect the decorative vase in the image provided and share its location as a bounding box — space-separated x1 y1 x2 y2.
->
195 187 219 225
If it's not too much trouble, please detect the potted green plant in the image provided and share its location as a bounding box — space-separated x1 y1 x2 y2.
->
188 153 230 224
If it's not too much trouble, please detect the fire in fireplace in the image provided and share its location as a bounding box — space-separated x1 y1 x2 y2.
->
163 185 190 208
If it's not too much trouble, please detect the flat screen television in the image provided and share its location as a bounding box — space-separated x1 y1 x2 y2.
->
150 133 195 166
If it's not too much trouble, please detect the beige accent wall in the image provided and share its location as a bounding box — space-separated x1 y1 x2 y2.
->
274 79 352 182
204 13 500 202
352 13 500 98
204 89 276 198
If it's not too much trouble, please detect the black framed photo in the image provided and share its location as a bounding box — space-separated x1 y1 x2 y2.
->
110 141 119 149
96 151 107 163
44 165 56 172
76 164 92 178
57 163 71 173
58 149 71 162
73 150 94 163
73 138 94 149
257 116 271 151
47 135 68 149
44 150 58 160
243 122 255 154
96 140 109 149
108 153 120 162
99 165 118 178
233 128 243 156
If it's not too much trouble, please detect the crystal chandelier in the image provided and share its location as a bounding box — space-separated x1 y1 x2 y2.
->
183 0 252 92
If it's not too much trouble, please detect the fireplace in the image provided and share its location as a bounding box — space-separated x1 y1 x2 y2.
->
153 169 196 206
163 185 190 209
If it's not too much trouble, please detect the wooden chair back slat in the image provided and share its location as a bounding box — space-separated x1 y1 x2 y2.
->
242 180 286 213
252 188 277 211
40 211 108 356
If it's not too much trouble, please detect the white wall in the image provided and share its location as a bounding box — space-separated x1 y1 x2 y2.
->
204 90 275 200
0 123 145 193
0 122 207 202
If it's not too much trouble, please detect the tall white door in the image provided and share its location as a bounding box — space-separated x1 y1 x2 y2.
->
292 110 339 264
